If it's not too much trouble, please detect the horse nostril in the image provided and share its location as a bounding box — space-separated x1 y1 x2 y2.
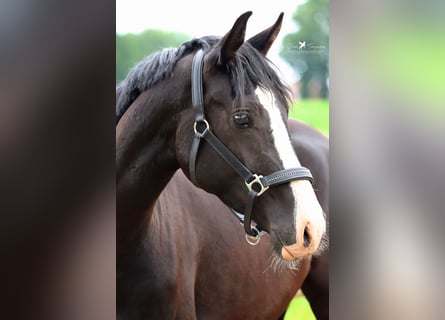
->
303 227 311 247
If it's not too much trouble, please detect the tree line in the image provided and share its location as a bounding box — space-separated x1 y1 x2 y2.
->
116 29 190 84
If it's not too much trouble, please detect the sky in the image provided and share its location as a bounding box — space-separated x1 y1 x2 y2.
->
116 0 307 81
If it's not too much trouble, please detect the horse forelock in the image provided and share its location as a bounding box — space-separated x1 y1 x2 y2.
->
225 42 292 112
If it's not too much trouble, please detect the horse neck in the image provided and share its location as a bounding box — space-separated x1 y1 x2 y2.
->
116 82 187 246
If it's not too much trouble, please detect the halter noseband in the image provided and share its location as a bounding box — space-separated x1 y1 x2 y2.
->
188 49 314 245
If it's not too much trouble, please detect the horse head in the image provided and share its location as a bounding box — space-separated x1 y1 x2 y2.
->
175 12 327 262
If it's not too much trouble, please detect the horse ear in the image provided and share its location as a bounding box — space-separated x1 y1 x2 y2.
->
218 11 252 65
247 12 284 55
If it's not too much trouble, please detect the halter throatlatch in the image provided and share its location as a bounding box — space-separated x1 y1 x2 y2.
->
188 49 314 245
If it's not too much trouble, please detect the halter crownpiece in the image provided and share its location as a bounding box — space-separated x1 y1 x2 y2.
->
188 49 314 244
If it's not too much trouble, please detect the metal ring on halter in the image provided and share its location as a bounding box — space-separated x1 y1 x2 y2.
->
245 174 269 196
245 233 261 246
193 119 210 138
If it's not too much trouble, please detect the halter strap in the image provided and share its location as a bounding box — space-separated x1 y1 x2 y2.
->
189 49 206 183
188 49 314 241
191 49 205 122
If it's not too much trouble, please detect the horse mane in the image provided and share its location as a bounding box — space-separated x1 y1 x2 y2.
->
116 36 291 124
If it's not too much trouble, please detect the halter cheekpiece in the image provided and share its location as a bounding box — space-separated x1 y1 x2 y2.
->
188 49 314 245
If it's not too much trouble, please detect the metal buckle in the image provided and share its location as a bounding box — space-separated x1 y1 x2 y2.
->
193 119 209 138
245 174 269 196
245 233 261 246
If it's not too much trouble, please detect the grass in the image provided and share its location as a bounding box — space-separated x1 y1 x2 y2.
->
284 295 316 320
288 99 329 137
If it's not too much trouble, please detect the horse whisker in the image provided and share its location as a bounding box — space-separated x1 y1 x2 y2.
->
264 252 303 273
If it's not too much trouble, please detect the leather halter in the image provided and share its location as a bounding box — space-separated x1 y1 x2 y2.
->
188 49 314 244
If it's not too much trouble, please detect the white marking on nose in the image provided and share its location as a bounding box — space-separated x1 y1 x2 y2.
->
256 88 326 257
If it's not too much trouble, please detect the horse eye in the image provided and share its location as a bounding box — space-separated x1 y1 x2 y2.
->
233 113 250 127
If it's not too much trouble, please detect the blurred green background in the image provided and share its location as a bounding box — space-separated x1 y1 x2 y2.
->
290 99 329 137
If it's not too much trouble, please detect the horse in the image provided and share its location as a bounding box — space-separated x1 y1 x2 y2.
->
116 11 328 319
